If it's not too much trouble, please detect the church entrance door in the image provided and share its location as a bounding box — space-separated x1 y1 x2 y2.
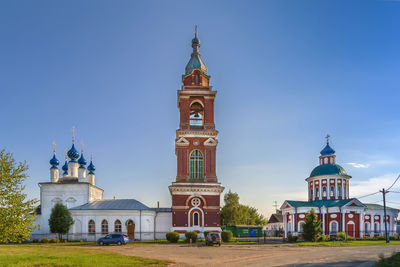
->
126 220 135 240
347 223 355 238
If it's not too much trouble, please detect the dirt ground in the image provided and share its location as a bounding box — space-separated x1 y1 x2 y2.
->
92 243 400 266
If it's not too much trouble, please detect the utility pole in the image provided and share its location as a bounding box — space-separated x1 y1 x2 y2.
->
380 188 389 243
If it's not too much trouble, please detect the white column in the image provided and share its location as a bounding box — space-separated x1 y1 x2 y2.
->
291 214 295 232
342 211 346 233
313 182 316 201
322 208 325 235
283 212 287 238
360 212 364 239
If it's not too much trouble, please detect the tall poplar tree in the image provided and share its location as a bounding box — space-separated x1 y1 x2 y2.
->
0 149 38 243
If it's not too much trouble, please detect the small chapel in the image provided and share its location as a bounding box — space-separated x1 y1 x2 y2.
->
31 31 224 241
281 136 399 239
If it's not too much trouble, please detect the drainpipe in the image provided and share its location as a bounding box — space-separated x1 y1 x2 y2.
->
140 210 142 241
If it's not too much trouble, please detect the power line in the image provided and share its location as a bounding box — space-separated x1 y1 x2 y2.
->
355 191 380 199
387 174 400 191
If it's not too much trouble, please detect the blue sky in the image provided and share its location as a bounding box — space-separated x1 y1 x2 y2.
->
1 0 400 218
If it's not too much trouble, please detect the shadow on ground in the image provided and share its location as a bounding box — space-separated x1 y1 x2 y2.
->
283 260 376 267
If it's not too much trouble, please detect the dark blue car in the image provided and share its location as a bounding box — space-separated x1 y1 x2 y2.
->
97 234 129 245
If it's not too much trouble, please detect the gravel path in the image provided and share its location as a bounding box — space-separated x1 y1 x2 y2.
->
91 244 400 266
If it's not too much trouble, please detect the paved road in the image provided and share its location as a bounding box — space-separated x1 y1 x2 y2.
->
94 244 400 266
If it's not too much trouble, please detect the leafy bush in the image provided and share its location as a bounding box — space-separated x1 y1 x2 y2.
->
32 239 39 243
318 235 328 242
364 236 374 241
287 234 298 243
336 232 346 241
374 235 386 241
41 238 50 243
166 232 180 243
389 236 396 241
50 237 60 243
203 231 211 238
185 231 198 243
221 230 234 242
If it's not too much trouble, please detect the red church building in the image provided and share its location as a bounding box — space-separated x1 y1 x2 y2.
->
281 136 399 239
169 32 224 236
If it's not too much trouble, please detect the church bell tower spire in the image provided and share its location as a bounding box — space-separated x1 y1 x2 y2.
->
169 31 224 235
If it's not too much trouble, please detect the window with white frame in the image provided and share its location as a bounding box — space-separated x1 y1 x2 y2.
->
190 150 203 179
88 220 95 234
338 186 342 197
364 222 370 234
101 220 108 234
330 221 338 234
193 212 199 226
322 186 327 197
114 220 122 233
315 187 319 198
330 186 335 197
299 221 305 233
374 222 379 233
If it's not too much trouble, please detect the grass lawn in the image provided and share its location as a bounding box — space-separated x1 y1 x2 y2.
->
0 245 171 267
377 252 400 266
297 240 400 247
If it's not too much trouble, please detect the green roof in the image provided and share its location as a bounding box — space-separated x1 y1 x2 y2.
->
364 203 398 211
286 198 358 208
309 164 350 178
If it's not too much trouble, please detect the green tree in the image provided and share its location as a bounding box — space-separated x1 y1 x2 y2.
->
302 209 322 242
0 149 38 243
48 203 74 241
220 191 268 226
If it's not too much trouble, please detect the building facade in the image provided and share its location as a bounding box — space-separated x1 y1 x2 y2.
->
32 32 224 241
169 31 224 235
281 137 399 239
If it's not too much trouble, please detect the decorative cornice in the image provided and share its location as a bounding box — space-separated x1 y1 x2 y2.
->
204 138 218 146
169 185 224 195
176 130 218 138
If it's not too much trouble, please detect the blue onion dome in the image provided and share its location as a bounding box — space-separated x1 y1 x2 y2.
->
320 143 335 156
309 164 350 178
62 160 68 173
49 154 59 167
78 153 87 167
87 161 95 174
67 144 80 161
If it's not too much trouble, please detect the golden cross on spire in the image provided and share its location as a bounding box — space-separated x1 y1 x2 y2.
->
72 126 75 144
80 141 84 153
326 134 330 144
52 141 56 154
90 150 93 161
195 25 198 37
65 149 68 160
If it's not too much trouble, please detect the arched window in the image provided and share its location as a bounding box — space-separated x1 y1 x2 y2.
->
315 187 319 198
330 221 338 234
190 150 203 179
114 220 122 233
374 222 379 233
193 212 199 226
322 186 327 197
101 220 108 234
338 186 342 197
310 189 313 200
330 186 335 198
298 221 305 233
343 185 346 198
189 102 204 127
365 222 370 234
88 220 95 234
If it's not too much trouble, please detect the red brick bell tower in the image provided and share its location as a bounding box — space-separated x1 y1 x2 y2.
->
169 31 224 235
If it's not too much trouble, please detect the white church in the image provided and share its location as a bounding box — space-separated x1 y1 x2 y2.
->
32 130 172 241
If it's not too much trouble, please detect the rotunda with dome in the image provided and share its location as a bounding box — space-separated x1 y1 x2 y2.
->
281 136 399 240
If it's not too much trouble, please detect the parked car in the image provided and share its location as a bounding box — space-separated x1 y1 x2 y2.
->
205 233 221 246
97 234 129 245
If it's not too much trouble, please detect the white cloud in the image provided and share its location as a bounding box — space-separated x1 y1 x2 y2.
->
347 162 370 168
351 173 398 198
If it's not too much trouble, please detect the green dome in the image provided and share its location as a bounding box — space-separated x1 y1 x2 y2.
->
309 164 349 178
